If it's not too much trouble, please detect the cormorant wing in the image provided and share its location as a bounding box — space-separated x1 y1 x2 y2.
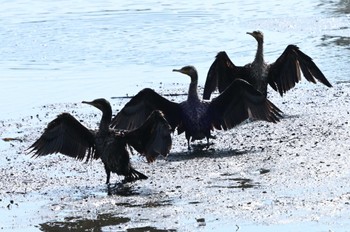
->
27 113 97 161
267 45 332 96
203 51 250 100
123 110 172 162
110 88 182 132
209 79 282 130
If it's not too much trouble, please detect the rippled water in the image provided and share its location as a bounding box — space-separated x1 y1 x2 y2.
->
0 0 349 118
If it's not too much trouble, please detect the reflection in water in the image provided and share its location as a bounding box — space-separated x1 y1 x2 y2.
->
335 0 350 14
320 35 350 49
107 184 140 196
320 0 350 14
39 214 130 232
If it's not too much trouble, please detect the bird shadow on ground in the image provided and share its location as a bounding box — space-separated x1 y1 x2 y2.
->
279 113 300 119
164 145 257 163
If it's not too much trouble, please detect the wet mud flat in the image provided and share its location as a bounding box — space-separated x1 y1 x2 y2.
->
0 82 350 231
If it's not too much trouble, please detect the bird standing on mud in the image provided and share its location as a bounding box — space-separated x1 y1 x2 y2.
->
28 98 172 184
203 30 332 99
111 66 282 150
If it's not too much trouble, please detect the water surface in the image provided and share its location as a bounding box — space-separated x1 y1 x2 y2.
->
0 0 349 118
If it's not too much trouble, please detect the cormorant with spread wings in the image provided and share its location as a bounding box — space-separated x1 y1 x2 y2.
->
111 66 282 150
28 98 172 184
203 31 332 99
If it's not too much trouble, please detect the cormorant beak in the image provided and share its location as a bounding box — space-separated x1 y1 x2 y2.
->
173 68 186 75
82 99 110 112
247 31 262 40
82 101 102 111
82 100 96 107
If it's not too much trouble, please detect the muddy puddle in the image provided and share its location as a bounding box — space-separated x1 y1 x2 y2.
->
38 214 176 232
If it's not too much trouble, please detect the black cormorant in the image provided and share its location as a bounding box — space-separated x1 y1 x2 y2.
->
203 30 332 99
111 66 282 149
28 98 172 184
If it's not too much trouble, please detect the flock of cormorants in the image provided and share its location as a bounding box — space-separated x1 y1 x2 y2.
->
27 31 332 186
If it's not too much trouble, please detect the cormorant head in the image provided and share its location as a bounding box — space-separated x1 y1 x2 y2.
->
82 98 111 113
247 31 264 42
172 65 198 81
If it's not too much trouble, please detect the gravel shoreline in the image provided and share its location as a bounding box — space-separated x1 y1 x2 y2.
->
1 82 349 231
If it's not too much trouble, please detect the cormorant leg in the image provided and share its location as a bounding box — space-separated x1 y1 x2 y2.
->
206 133 216 149
104 165 111 184
187 139 191 150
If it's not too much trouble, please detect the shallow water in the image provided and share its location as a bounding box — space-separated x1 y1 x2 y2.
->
0 0 350 231
0 0 349 118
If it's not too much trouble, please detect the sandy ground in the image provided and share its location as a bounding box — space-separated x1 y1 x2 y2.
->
0 82 350 232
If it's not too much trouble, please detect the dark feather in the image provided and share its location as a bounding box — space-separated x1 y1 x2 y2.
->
268 44 332 96
203 51 251 100
124 110 172 162
111 88 182 132
27 113 96 162
209 79 282 130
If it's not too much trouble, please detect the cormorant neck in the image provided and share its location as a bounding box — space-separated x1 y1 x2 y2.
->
254 39 264 65
99 107 112 132
187 73 200 102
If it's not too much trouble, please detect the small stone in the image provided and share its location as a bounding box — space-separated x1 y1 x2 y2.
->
196 218 206 226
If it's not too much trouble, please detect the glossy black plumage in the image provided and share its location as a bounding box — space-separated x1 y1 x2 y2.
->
111 66 282 149
28 98 172 184
203 31 332 99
